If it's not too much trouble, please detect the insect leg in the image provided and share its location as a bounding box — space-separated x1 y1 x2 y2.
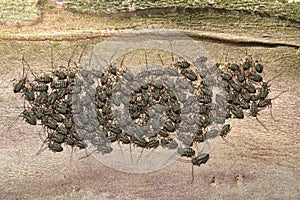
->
116 140 125 157
136 147 144 163
142 146 159 161
7 100 27 132
269 90 287 121
220 136 236 148
190 164 195 184
35 145 48 156
35 133 50 156
255 116 269 132
128 142 133 164
6 112 22 132
69 145 75 163
78 149 97 160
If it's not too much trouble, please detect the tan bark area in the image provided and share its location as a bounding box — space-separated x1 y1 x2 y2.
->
0 4 299 200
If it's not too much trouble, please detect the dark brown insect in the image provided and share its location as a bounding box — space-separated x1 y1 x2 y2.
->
42 117 58 130
181 69 197 81
175 60 190 69
190 153 210 183
231 106 244 119
249 102 259 117
248 72 263 82
229 63 239 71
31 107 44 120
258 99 271 108
243 82 256 93
221 72 232 81
32 83 49 92
236 70 245 83
259 82 270 99
36 75 53 84
14 79 26 93
23 87 35 101
48 142 63 152
54 70 67 80
249 102 269 131
178 147 195 157
220 124 231 137
242 57 251 70
21 109 37 125
163 121 176 132
13 55 33 93
230 81 242 92
51 80 68 89
254 62 263 73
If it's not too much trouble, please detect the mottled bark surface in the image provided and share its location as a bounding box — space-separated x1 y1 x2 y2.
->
0 1 299 199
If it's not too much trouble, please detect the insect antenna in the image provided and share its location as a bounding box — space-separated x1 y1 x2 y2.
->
67 42 89 69
87 49 97 70
221 48 230 66
50 46 55 69
51 45 75 70
158 54 164 65
244 47 249 57
144 49 148 69
21 54 25 77
67 47 76 69
22 55 37 79
77 41 89 65
266 70 284 85
118 54 127 73
169 40 174 64
98 48 119 69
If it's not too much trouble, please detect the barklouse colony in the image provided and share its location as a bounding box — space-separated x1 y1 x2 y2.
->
12 47 276 182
